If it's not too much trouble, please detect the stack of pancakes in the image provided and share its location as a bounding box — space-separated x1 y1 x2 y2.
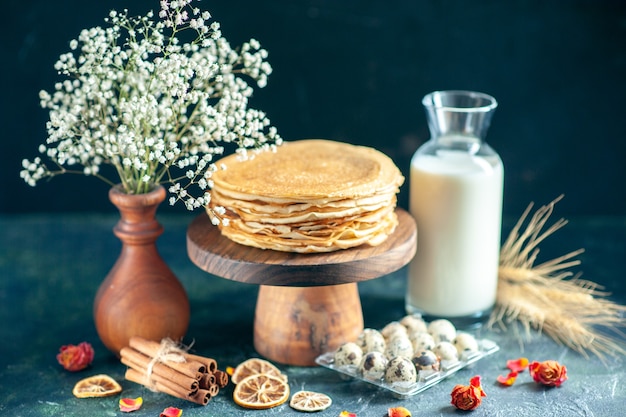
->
207 139 404 253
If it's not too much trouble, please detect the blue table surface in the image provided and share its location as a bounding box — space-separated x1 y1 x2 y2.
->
1 213 625 416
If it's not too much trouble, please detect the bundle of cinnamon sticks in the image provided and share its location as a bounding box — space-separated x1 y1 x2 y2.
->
120 337 229 405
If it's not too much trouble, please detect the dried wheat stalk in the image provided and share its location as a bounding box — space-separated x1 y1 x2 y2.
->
489 196 626 361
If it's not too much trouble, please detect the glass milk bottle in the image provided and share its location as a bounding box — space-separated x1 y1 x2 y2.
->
406 90 503 328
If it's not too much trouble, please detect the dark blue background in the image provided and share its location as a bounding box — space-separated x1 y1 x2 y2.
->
3 0 625 216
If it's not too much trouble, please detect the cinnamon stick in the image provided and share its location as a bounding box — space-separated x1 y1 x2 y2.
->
184 353 217 373
207 383 220 397
122 337 228 406
189 388 213 406
198 372 215 390
125 368 204 404
213 369 229 388
128 337 207 377
120 347 199 392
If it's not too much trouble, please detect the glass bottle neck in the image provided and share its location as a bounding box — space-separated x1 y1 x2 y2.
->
422 90 497 144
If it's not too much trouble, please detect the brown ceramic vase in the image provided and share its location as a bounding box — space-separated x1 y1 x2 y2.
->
94 185 190 355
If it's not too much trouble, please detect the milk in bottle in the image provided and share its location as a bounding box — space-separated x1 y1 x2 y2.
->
406 91 503 328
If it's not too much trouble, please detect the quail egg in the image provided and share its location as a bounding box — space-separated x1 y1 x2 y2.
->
410 331 436 352
427 319 457 343
384 356 417 384
334 342 363 366
400 314 428 334
357 328 386 353
412 349 440 373
433 341 459 363
384 336 413 359
381 321 408 341
359 351 388 381
453 332 479 358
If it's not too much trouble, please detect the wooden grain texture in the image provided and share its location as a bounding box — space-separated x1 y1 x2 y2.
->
254 283 363 366
186 208 416 286
94 186 190 355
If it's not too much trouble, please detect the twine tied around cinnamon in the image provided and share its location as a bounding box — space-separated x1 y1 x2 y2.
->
144 338 191 391
121 336 228 405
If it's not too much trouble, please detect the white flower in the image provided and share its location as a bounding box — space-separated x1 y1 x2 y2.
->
21 0 281 218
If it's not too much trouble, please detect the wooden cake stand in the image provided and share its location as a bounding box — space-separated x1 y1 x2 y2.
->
187 209 417 366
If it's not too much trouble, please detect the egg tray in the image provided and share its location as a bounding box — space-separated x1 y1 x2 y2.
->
315 338 499 398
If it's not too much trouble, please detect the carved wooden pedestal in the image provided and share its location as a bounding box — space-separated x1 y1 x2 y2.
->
187 209 416 366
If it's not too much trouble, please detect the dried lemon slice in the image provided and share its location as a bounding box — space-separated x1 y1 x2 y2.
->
231 358 287 384
72 374 122 398
233 373 290 409
289 390 332 412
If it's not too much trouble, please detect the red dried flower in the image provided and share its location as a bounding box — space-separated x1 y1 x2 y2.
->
450 375 486 411
388 406 411 417
506 357 529 373
528 360 567 387
119 397 143 412
160 407 183 417
496 371 519 386
496 357 529 386
56 342 94 371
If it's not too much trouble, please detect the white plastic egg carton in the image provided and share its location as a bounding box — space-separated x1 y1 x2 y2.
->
315 338 499 398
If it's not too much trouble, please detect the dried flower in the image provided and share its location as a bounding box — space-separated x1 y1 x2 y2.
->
528 360 567 387
119 397 143 412
160 407 183 417
21 0 281 218
388 406 411 417
450 376 486 411
496 371 519 386
506 357 529 373
497 357 529 385
339 411 357 417
56 342 94 371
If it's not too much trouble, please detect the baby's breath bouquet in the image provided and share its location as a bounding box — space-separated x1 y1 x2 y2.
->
20 0 281 213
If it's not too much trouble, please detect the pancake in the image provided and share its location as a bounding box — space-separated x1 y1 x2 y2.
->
210 188 396 215
211 189 397 224
207 139 404 253
211 139 404 200
213 210 399 253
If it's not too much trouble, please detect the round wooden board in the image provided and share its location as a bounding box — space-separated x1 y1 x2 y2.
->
186 208 416 286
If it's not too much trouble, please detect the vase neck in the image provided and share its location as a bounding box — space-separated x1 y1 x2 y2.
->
109 185 165 245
